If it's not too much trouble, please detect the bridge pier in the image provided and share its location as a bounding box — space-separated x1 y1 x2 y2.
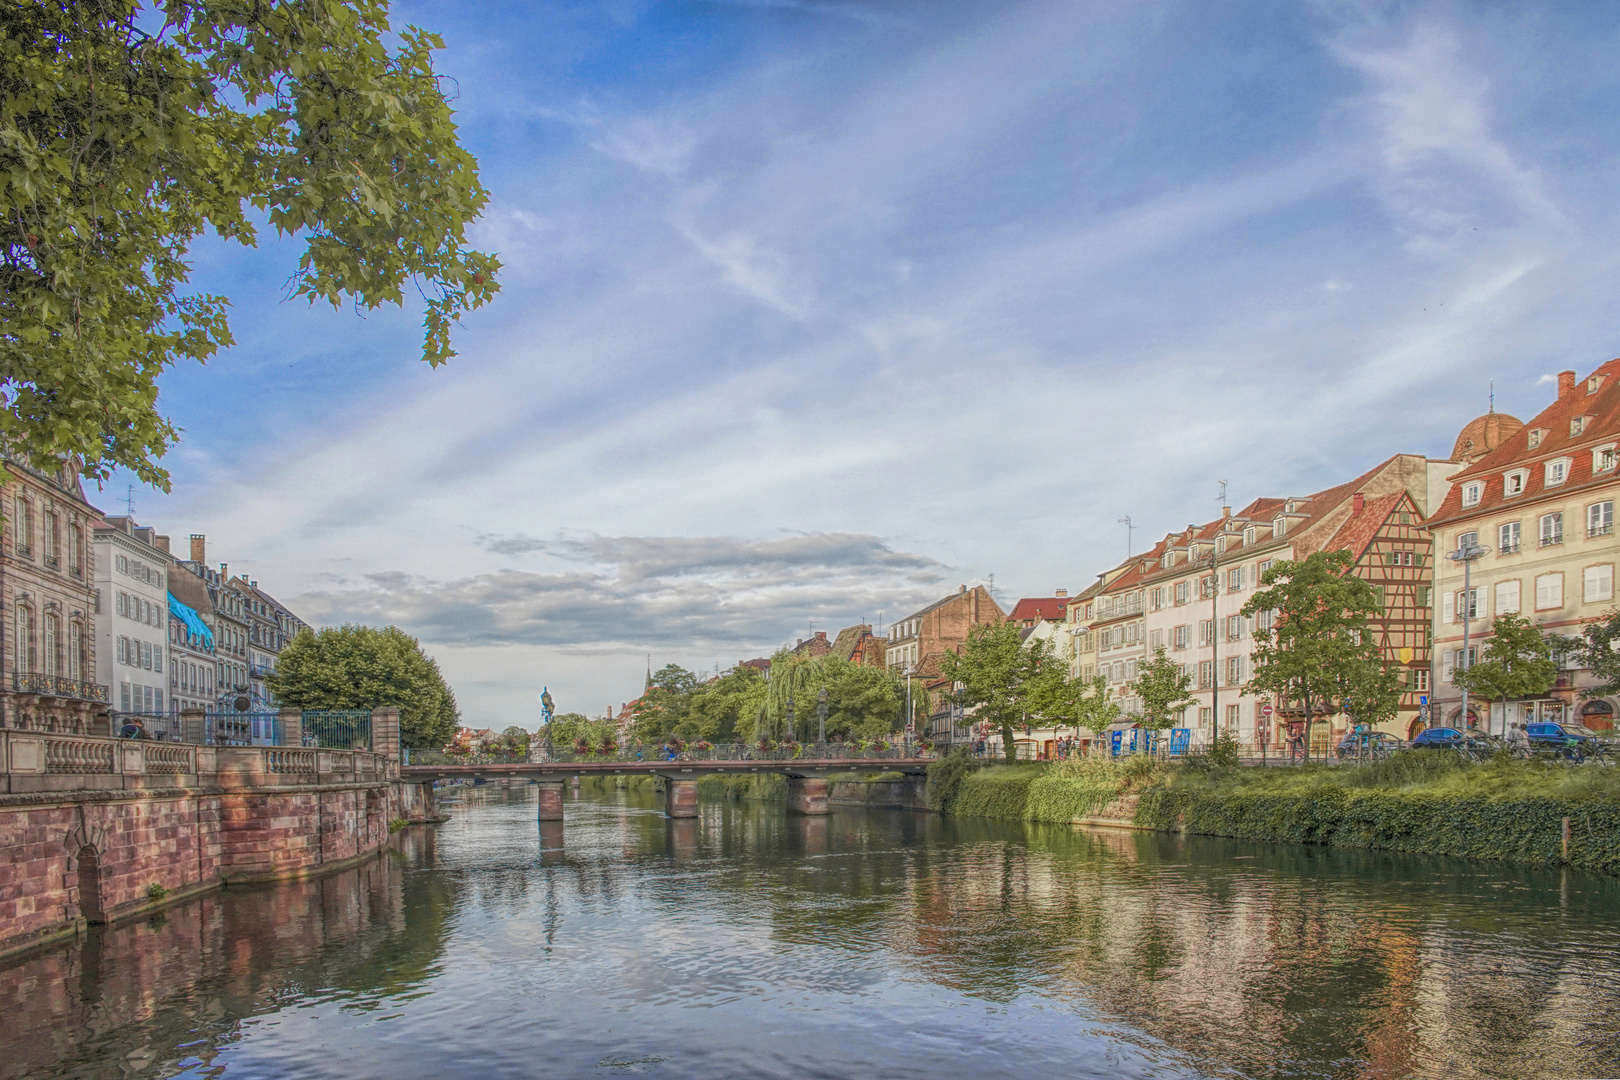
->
786 776 829 815
665 778 699 818
538 820 565 865
536 780 566 821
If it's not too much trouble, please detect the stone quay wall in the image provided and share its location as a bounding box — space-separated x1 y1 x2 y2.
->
0 714 435 961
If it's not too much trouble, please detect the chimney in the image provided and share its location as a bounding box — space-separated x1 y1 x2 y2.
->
1055 588 1068 598
958 584 967 594
190 534 206 563
1559 370 1577 398
815 631 827 641
154 534 170 554
1222 507 1231 519
1352 492 1365 515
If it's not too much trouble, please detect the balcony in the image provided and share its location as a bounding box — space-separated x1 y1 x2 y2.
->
1499 541 1521 554
249 662 274 679
1589 524 1614 539
10 673 110 702
1540 535 1564 548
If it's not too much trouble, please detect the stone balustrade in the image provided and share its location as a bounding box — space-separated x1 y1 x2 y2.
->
0 729 394 794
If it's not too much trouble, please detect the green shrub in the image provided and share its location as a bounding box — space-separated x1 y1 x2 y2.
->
950 764 1046 820
387 817 409 833
145 882 168 901
926 749 982 812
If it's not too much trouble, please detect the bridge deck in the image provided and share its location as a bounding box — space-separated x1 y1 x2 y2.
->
401 757 933 781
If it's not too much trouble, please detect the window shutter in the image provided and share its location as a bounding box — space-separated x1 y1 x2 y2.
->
1443 591 1454 624
1443 651 1455 682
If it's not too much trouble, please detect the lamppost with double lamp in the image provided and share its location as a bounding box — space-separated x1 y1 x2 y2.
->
1448 536 1490 733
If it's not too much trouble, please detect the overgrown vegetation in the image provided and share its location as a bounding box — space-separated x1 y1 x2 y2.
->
926 749 981 812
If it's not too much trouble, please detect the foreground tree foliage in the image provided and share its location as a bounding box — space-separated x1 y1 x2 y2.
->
267 624 459 748
1455 612 1558 724
1 0 498 486
1132 648 1195 734
939 622 1064 763
1241 550 1401 747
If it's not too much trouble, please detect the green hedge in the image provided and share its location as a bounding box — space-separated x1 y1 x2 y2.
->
1025 771 1126 824
949 765 1045 820
1136 769 1620 872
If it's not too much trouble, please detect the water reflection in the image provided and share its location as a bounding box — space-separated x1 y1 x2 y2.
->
2 783 1618 1080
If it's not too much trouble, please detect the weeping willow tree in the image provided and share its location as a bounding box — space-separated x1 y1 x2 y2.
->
751 652 905 742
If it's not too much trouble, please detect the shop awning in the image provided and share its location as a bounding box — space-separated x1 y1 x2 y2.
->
168 593 215 648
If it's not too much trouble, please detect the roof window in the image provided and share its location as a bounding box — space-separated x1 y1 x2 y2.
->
1590 375 1607 394
1572 416 1591 438
1461 481 1483 507
1503 469 1528 497
1546 458 1571 487
1528 428 1546 449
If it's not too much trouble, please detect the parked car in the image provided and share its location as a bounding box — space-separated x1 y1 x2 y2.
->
1525 722 1608 758
1335 731 1404 759
1409 727 1465 749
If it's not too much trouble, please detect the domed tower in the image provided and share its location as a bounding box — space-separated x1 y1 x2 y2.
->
1451 410 1523 464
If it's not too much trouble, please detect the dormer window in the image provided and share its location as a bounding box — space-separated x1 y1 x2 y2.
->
1461 481 1483 507
1595 444 1618 474
1285 500 1298 513
1244 526 1256 545
1503 469 1528 498
1528 429 1545 449
1572 416 1590 438
1546 458 1570 487
1273 517 1286 538
1216 536 1228 554
1590 375 1606 394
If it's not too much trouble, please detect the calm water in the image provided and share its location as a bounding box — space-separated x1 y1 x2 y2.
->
5 783 1620 1080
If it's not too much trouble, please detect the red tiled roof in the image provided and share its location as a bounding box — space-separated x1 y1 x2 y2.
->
1428 359 1620 528
1006 597 1070 623
1326 491 1410 563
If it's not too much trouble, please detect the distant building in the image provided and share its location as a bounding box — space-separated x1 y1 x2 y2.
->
1428 363 1620 737
790 631 832 658
94 516 174 717
1006 593 1071 629
166 561 217 715
884 585 1005 744
829 624 886 667
0 457 105 732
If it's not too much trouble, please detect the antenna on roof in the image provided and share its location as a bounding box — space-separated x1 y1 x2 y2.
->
1118 516 1134 557
1489 379 1495 414
1217 479 1229 510
125 484 135 519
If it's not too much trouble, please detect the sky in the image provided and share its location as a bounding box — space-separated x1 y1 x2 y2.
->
112 0 1620 728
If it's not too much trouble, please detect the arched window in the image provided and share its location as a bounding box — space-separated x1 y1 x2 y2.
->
15 605 34 673
69 621 83 682
43 613 60 677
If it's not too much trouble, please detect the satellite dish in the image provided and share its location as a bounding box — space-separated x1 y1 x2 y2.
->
234 696 252 712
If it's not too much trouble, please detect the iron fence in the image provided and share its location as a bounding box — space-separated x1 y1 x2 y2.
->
205 711 280 746
110 711 184 742
13 673 110 702
302 710 372 751
403 741 936 767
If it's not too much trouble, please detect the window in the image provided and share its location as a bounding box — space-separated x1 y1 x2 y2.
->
1504 470 1528 497
1585 565 1614 604
1226 614 1243 641
1458 531 1479 553
1528 428 1545 449
1591 375 1608 394
1227 703 1241 729
12 498 30 557
1595 445 1617 474
69 622 82 681
1499 521 1521 553
1589 501 1614 537
1226 567 1244 591
1257 559 1274 579
1536 572 1564 610
1198 661 1214 690
1456 588 1481 620
1412 669 1429 692
1417 585 1431 608
1151 587 1165 610
1198 619 1214 647
1173 625 1189 650
1200 575 1217 600
1540 513 1564 546
14 606 33 673
1495 580 1521 615
1462 482 1483 507
120 682 131 711
68 524 82 576
43 512 58 568
116 591 126 618
1546 458 1570 486
1244 527 1256 545
1273 517 1286 538
1256 608 1275 631
1149 629 1164 651
1175 581 1189 604
1573 416 1589 437
1226 656 1243 686
43 614 59 676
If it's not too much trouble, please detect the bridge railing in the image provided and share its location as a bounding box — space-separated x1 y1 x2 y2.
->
403 742 938 767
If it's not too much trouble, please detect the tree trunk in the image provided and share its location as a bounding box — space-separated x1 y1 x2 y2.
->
1002 717 1017 764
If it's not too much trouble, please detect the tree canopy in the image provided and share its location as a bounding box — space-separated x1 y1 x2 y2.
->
939 622 1063 762
266 624 459 748
1455 612 1557 718
1577 609 1620 700
1132 648 1194 733
1240 550 1401 738
1 0 498 486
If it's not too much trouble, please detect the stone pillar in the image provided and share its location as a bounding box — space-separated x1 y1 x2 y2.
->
420 781 437 820
538 820 565 865
536 780 566 821
180 707 207 746
665 778 698 818
786 776 829 815
279 707 303 748
370 707 400 760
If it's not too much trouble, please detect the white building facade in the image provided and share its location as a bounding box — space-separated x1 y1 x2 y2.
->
93 517 173 716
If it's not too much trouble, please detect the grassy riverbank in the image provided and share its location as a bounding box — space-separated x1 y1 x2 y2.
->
929 751 1620 872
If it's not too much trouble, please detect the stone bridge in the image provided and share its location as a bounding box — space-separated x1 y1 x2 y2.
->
401 757 934 819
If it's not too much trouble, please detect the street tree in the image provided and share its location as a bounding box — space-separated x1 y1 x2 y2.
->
629 664 699 742
1239 550 1401 750
1028 670 1120 746
754 653 903 742
684 664 766 744
1 1 499 487
939 622 1057 763
267 624 459 749
1131 648 1194 738
1455 612 1558 728
1576 609 1620 700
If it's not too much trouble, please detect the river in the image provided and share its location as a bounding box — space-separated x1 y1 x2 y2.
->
4 783 1620 1080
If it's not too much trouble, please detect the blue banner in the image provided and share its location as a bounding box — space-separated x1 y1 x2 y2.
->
1109 730 1123 757
1169 728 1191 756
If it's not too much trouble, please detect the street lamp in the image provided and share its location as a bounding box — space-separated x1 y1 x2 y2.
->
817 687 828 744
1448 537 1490 733
785 695 795 743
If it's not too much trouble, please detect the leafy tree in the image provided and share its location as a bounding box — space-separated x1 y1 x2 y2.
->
756 652 904 742
939 622 1057 763
684 664 767 743
1240 550 1401 750
487 725 529 758
629 663 698 742
1131 648 1194 742
1 1 499 487
1576 609 1620 699
1455 612 1557 728
267 624 459 749
1028 669 1119 743
544 711 615 750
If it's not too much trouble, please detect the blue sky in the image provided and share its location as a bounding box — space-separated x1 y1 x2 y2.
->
116 0 1620 726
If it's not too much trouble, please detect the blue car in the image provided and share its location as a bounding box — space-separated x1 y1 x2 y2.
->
1525 722 1607 758
1410 727 1465 748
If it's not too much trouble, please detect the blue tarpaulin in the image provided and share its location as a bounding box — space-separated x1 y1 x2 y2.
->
168 593 215 648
